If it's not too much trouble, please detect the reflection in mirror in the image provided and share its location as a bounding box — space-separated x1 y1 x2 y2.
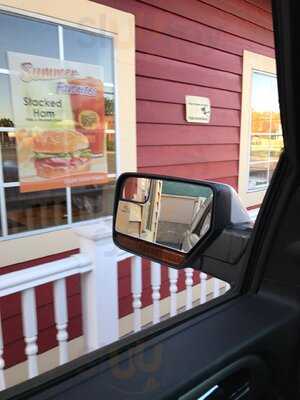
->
122 177 151 203
116 177 213 253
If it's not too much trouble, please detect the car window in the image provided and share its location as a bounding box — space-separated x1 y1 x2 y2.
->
0 0 279 395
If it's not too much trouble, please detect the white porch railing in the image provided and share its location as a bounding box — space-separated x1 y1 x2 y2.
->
0 254 92 390
0 221 230 391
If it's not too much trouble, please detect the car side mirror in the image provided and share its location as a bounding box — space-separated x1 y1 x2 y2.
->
113 173 253 281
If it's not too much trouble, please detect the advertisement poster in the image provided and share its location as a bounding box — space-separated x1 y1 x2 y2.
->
8 52 108 192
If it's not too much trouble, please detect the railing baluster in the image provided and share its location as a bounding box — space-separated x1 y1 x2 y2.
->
21 288 38 378
168 268 178 317
151 262 161 324
131 257 142 332
185 268 194 310
200 272 208 304
53 279 69 365
213 278 221 298
0 312 5 391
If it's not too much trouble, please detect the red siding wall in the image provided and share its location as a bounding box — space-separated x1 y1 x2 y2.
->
95 0 274 188
1 0 274 369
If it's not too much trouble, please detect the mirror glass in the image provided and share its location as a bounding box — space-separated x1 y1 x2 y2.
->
121 177 151 203
116 177 214 253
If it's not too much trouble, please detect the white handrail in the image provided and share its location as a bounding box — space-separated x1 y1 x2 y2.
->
117 249 132 262
0 254 92 297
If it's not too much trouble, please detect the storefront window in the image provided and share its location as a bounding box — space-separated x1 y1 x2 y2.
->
0 75 13 120
1 131 19 182
63 27 115 85
6 187 67 234
0 11 116 238
248 71 283 191
238 51 283 207
0 12 59 68
71 182 115 222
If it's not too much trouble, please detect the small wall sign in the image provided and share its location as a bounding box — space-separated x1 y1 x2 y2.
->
185 96 211 124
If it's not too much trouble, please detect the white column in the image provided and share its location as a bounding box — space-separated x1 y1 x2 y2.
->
75 219 119 352
53 278 69 365
185 268 194 310
151 262 161 324
131 256 142 333
213 278 221 299
0 313 5 391
200 272 208 305
21 288 38 378
168 267 178 317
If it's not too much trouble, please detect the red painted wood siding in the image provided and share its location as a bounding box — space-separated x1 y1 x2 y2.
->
95 0 274 188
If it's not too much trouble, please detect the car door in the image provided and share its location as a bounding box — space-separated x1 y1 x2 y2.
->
2 1 300 399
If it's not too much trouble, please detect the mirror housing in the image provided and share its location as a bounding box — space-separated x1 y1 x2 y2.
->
113 173 253 277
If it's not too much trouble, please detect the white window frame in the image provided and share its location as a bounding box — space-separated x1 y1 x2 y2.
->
0 0 136 266
238 50 278 208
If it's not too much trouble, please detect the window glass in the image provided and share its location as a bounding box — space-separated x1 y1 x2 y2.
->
64 27 116 223
0 12 59 68
105 94 116 174
248 72 282 191
249 162 269 191
63 27 115 85
0 131 18 182
71 182 115 222
0 74 14 121
250 135 270 162
270 134 284 161
0 11 117 236
6 187 67 234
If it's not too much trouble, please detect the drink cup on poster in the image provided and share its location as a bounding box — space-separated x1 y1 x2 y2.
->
68 77 105 155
